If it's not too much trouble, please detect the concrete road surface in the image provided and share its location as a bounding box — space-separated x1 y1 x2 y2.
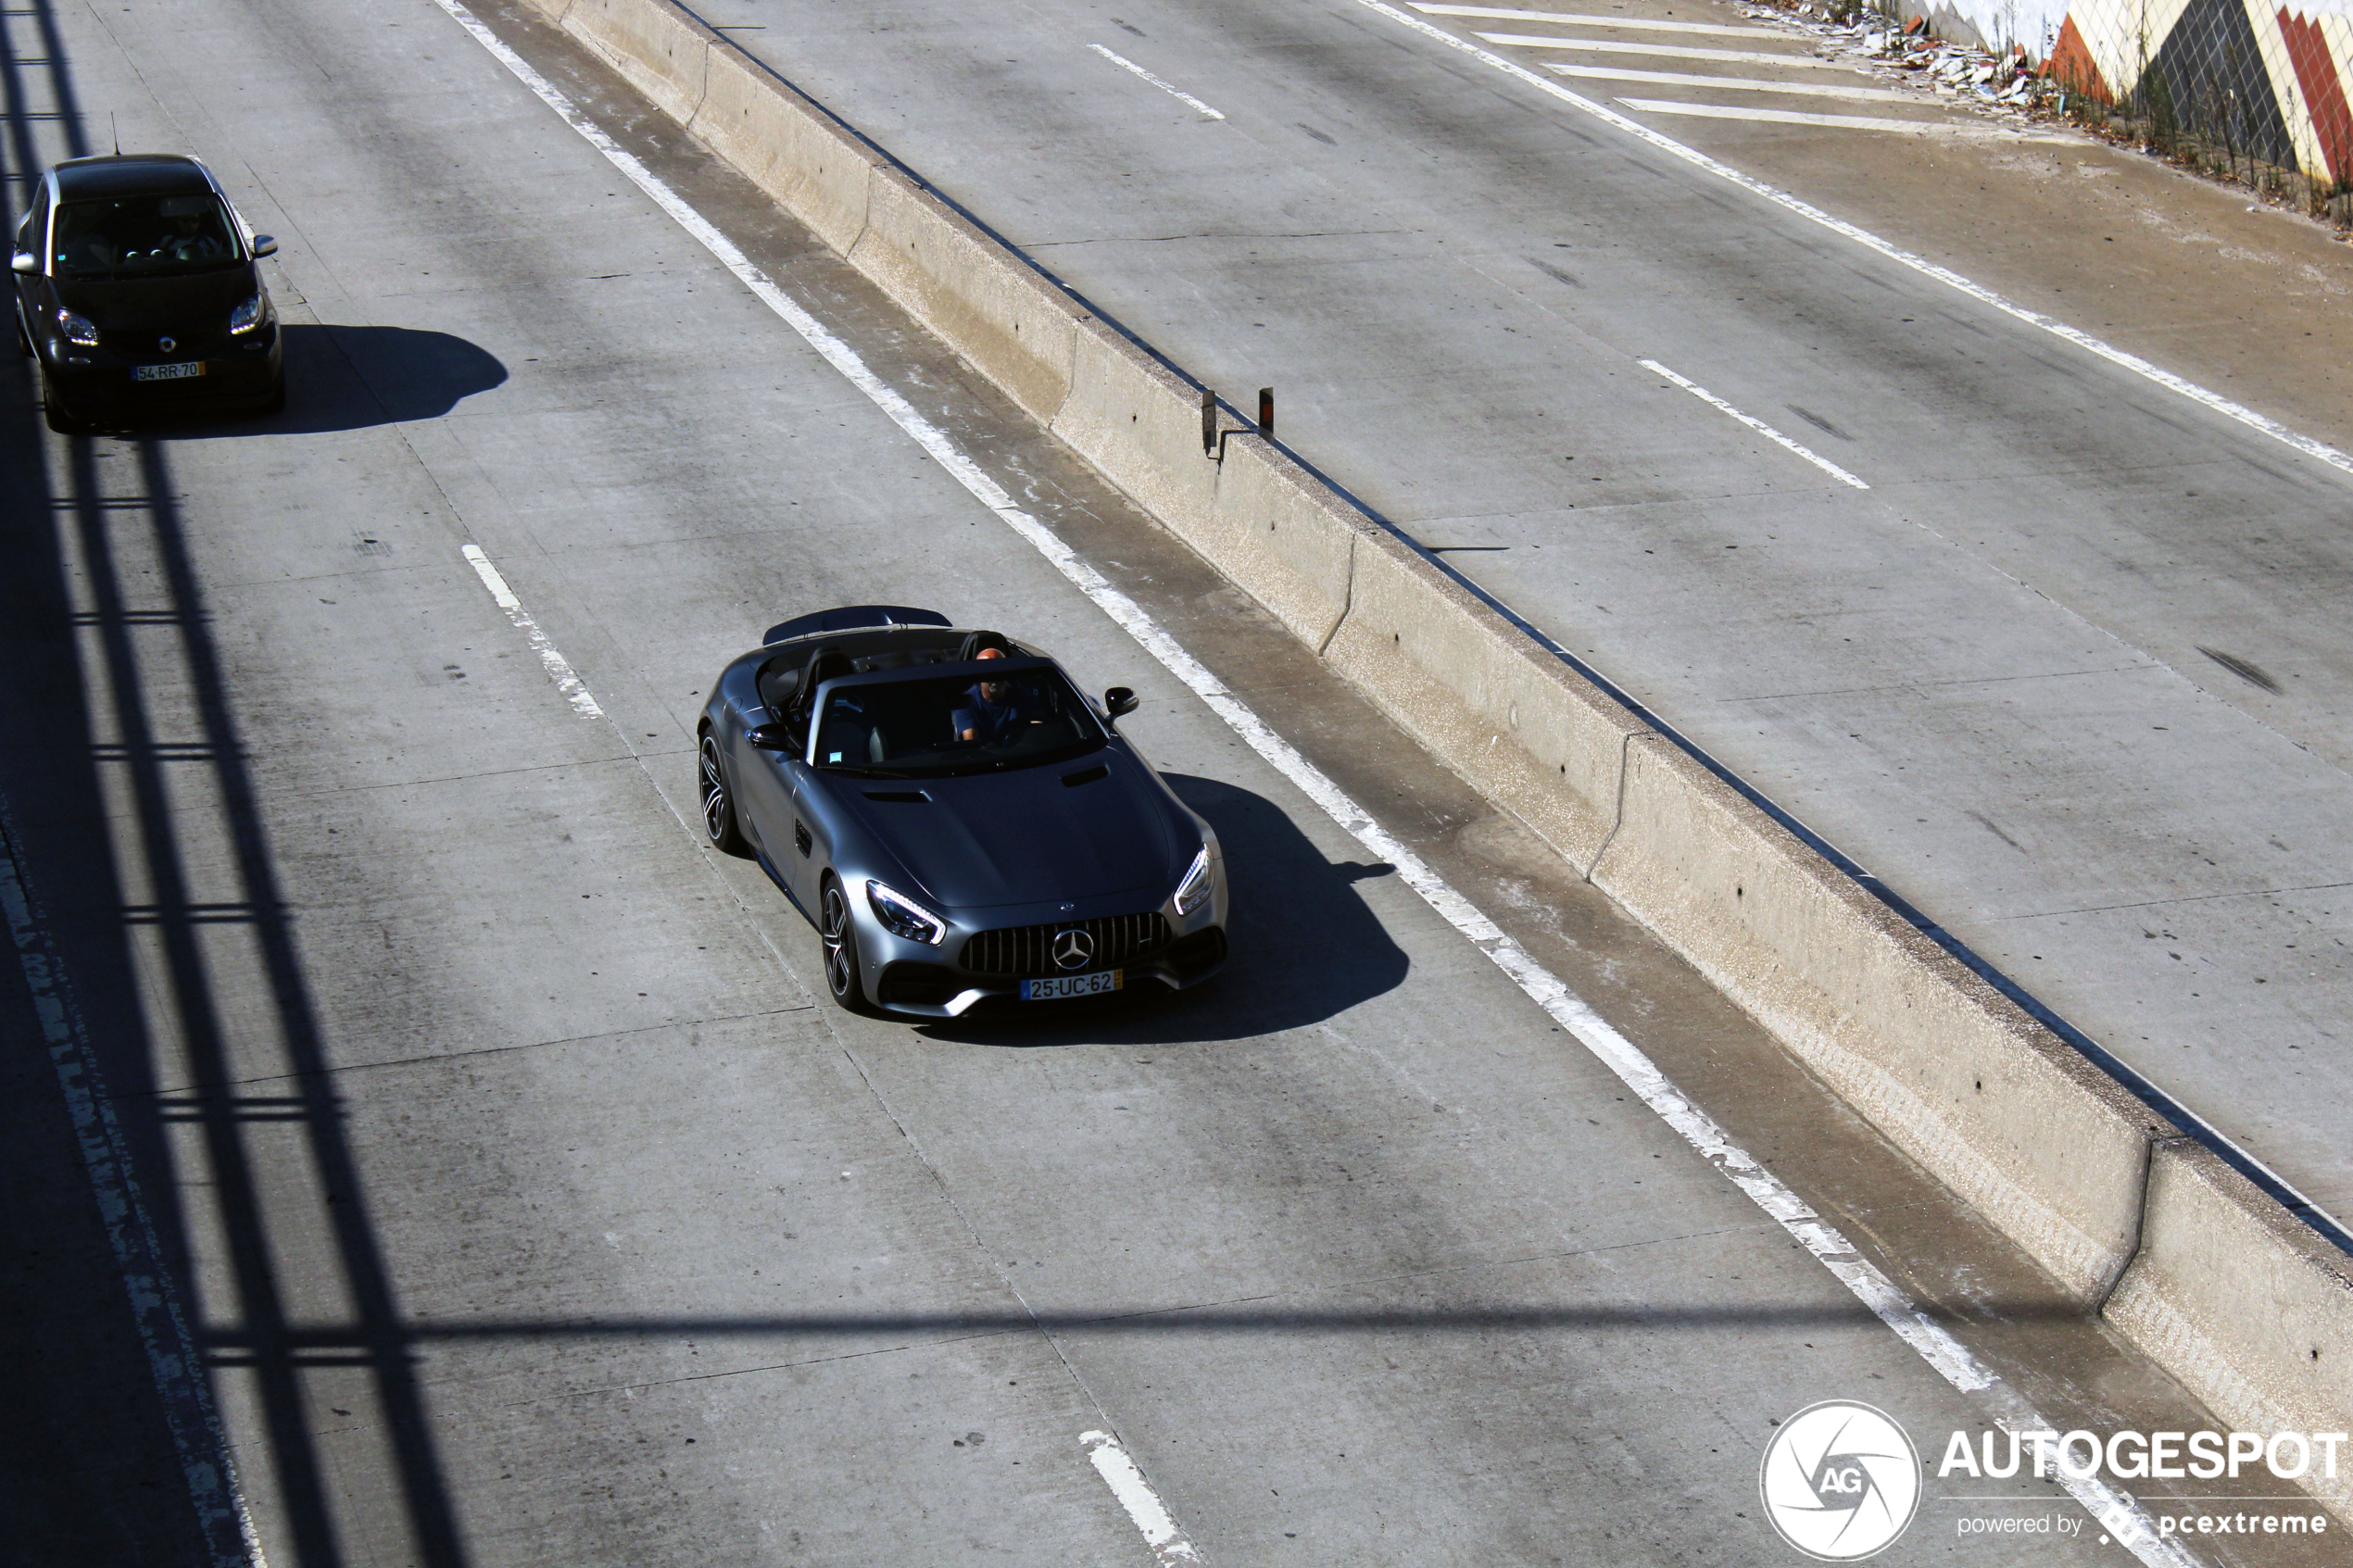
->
0 0 2325 1563
684 0 2353 1230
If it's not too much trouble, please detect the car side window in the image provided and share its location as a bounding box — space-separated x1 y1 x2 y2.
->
18 189 46 259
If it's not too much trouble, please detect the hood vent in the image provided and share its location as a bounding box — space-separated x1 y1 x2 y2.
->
863 790 930 803
1060 764 1110 789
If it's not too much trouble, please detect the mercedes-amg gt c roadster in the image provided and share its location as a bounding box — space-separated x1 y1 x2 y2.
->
696 606 1228 1017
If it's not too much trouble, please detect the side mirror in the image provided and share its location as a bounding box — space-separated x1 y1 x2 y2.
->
1103 686 1139 721
250 235 278 258
8 253 35 275
745 724 799 752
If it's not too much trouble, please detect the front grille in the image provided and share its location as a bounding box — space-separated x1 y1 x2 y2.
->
960 911 1171 975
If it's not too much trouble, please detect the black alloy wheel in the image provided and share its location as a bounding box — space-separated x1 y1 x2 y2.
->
820 876 866 1011
40 364 84 435
698 733 749 856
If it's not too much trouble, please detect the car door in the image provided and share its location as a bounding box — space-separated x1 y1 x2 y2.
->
12 183 48 351
730 709 812 897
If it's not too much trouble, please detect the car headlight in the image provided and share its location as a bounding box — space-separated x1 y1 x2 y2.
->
866 880 947 945
1174 845 1214 916
229 294 266 334
56 308 98 347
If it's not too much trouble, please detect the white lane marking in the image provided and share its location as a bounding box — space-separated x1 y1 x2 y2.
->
1365 0 2353 479
459 543 605 718
1081 1431 1202 1565
1414 3 1783 37
1480 33 1861 68
433 3 2193 1559
1616 95 2045 136
0 804 268 1568
1087 44 1226 119
1545 61 1919 102
1639 358 1870 488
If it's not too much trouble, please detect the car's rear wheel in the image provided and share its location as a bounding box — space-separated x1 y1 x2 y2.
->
698 733 749 857
40 365 86 435
820 875 867 1012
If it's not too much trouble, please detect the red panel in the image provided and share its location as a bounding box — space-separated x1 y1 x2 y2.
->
2280 7 2353 184
2045 15 2111 103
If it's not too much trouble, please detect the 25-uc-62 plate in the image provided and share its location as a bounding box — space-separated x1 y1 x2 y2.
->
1022 970 1123 1001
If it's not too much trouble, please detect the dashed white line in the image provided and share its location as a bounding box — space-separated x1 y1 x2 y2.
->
1367 0 2353 479
430 1 2191 1560
1616 95 2046 135
1082 1431 1202 1565
1087 44 1226 119
459 543 604 718
1639 358 1871 487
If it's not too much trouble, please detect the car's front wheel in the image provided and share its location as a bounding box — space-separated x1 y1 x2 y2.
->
40 365 85 435
698 733 750 857
820 875 867 1012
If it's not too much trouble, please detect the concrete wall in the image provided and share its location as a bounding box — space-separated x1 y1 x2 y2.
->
536 0 2347 1514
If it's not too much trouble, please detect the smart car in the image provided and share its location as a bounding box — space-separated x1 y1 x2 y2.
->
11 154 284 433
697 606 1227 1016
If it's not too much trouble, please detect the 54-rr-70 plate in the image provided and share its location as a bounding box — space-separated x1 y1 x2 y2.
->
1022 971 1122 1000
132 361 205 381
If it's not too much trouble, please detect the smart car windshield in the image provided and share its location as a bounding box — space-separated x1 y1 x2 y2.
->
812 667 1105 777
53 193 239 279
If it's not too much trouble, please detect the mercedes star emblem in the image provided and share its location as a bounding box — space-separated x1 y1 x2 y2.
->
158 335 175 353
1051 929 1094 970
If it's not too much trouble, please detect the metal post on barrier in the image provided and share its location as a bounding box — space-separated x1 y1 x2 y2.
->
1258 386 1273 440
1201 387 1217 458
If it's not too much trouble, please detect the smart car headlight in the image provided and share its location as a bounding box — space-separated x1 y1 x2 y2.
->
229 294 266 334
56 308 98 347
1174 846 1214 917
866 880 947 945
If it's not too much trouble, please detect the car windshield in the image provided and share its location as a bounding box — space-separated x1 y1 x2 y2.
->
812 667 1105 777
52 193 239 279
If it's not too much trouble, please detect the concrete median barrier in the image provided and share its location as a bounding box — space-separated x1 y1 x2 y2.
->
527 0 2353 1515
2107 1144 2353 1520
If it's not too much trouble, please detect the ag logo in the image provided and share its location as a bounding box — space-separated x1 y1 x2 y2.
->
1758 1401 1920 1561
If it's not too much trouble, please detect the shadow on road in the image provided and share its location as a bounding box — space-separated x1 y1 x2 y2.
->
143 324 509 437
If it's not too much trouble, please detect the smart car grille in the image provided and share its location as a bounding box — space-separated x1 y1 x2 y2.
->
960 911 1171 975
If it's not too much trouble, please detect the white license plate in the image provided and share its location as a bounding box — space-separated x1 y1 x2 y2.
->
132 361 206 382
1021 970 1123 1001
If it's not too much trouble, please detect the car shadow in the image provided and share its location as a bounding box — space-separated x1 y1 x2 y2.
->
913 771 1411 1046
151 322 507 436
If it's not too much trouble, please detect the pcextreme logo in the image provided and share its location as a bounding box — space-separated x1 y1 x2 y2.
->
1759 1400 1923 1561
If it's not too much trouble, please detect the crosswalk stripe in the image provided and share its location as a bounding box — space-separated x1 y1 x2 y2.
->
1613 96 2051 136
1410 3 1784 38
1548 61 1919 102
1475 33 1863 69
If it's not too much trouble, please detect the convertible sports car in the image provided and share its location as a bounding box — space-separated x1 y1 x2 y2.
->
697 606 1228 1017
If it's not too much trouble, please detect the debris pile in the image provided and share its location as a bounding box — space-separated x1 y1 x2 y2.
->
1745 6 2045 114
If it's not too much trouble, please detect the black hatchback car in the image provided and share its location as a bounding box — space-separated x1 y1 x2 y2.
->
10 154 283 433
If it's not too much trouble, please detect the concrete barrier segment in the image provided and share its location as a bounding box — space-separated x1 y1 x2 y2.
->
1591 734 2166 1304
558 0 712 124
687 48 881 257
511 0 2353 1507
2106 1143 2353 1521
1049 326 1227 544
846 169 1084 426
1324 530 1641 870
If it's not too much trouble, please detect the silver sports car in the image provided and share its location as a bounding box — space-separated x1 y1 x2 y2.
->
696 606 1228 1017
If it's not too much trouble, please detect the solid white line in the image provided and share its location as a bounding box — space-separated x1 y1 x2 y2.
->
1545 61 1919 102
459 543 605 718
1617 95 2041 135
1414 3 1783 36
1366 0 2353 479
1639 358 1870 487
1081 1431 1202 1565
1480 34 1860 68
1087 44 1226 119
0 805 267 1568
431 3 2192 1559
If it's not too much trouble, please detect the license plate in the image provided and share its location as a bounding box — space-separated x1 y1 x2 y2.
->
132 361 205 382
1021 970 1122 1001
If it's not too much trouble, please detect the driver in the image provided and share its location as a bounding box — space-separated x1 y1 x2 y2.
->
158 209 222 263
953 647 1038 743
